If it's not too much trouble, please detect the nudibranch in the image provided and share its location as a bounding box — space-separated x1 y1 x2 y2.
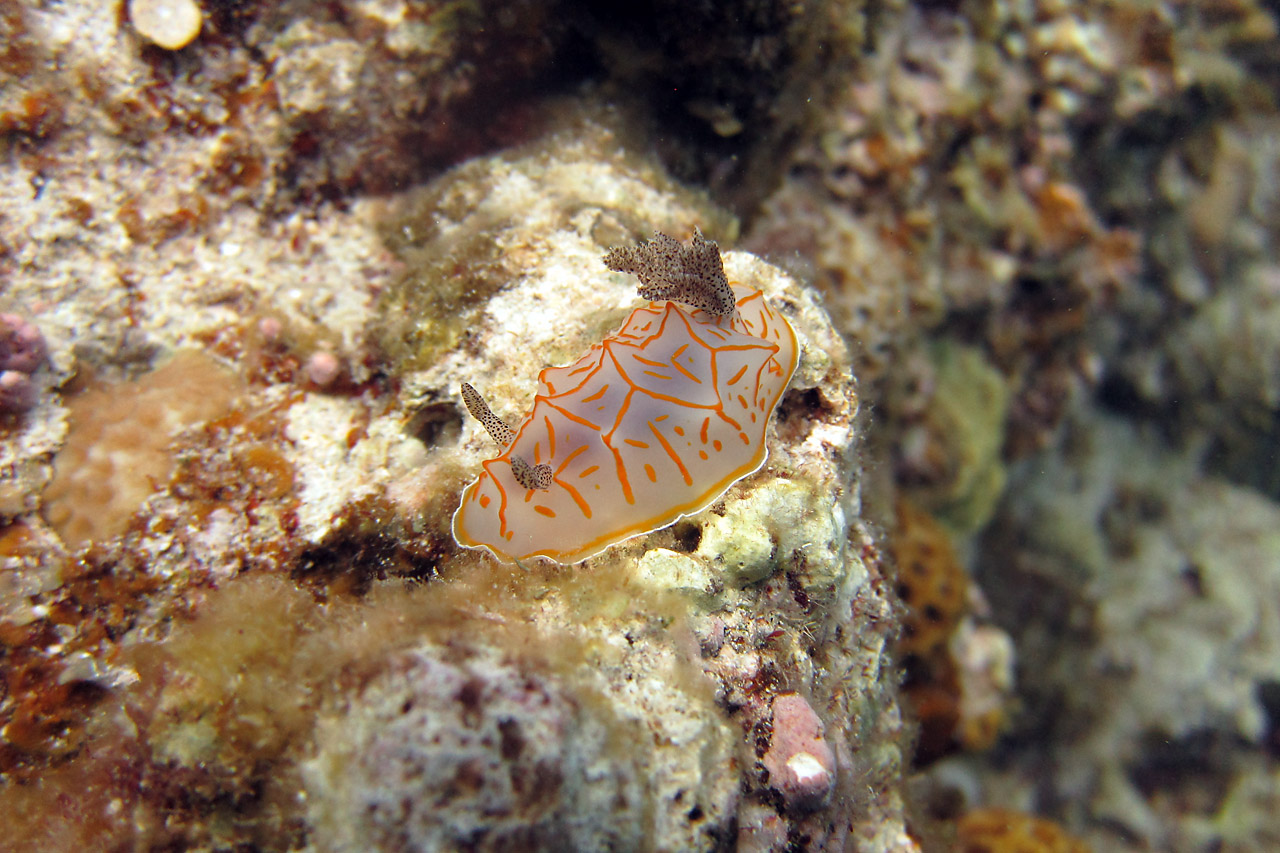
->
452 231 800 564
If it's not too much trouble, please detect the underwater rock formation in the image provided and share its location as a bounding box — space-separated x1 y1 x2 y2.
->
3 0 1279 849
0 95 913 849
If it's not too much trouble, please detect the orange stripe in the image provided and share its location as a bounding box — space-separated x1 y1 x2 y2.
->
555 444 590 475
624 438 649 448
556 477 592 519
606 390 636 505
481 462 511 538
545 400 604 431
611 444 635 505
627 386 717 410
545 414 555 451
753 361 772 406
673 343 688 360
642 370 673 381
534 505 556 517
581 384 609 403
700 417 709 444
669 358 702 385
727 363 749 385
644 463 657 482
579 465 599 478
649 420 692 486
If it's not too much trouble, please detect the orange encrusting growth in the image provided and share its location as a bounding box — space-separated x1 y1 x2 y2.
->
955 808 1091 853
453 283 799 563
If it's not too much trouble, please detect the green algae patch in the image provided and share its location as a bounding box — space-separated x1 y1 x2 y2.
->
912 339 1011 535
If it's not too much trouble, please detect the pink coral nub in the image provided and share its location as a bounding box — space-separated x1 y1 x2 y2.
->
0 313 47 375
762 693 837 813
0 313 46 414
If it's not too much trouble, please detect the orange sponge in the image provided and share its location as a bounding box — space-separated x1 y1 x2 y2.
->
890 499 968 659
956 808 1091 853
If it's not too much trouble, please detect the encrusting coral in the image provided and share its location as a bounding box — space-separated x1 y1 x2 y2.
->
890 498 1013 764
891 499 969 661
304 640 653 852
762 692 839 814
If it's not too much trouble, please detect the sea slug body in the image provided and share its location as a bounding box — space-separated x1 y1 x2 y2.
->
452 232 800 564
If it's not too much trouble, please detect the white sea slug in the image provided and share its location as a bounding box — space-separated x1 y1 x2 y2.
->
453 231 799 564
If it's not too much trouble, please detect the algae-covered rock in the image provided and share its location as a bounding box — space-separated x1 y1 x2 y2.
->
0 21 913 852
698 476 850 592
304 643 650 853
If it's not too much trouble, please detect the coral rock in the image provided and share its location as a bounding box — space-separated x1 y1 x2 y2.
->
304 643 647 853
